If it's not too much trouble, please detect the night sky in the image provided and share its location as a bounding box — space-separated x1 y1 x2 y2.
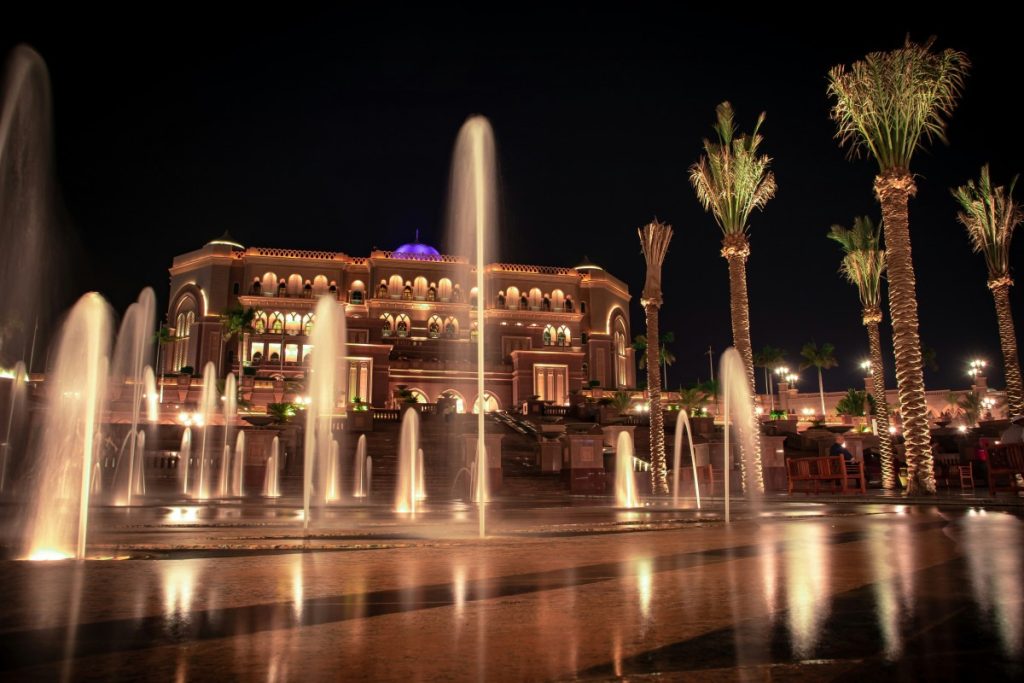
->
4 7 1022 393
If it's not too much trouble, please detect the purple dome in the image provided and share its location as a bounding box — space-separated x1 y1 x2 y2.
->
393 231 441 258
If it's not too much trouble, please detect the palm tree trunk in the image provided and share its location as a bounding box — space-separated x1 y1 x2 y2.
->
723 236 764 494
865 310 895 489
875 171 934 495
645 303 668 494
990 279 1024 417
817 367 826 417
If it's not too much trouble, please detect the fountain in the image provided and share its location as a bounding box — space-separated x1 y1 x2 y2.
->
217 444 231 498
232 431 246 497
325 439 340 503
132 431 146 497
302 295 346 527
22 293 112 560
672 410 702 509
109 288 156 506
353 434 370 498
615 431 640 508
395 408 421 513
194 362 219 500
263 435 280 498
416 447 426 501
220 373 237 498
720 347 764 522
179 428 192 496
446 115 498 537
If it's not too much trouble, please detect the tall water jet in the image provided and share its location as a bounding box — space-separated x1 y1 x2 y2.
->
720 347 763 523
22 293 112 560
263 435 280 498
221 373 237 498
1 46 60 376
325 439 340 503
416 447 426 501
232 431 246 497
132 431 146 497
109 288 156 506
195 362 219 500
615 431 640 508
144 366 159 423
217 444 231 498
353 434 369 498
0 361 27 493
302 295 346 527
395 408 420 513
672 410 702 510
446 115 498 538
470 444 489 504
179 428 192 496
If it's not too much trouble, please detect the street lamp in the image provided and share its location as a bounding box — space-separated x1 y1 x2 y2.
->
860 360 872 374
785 373 798 384
968 358 987 378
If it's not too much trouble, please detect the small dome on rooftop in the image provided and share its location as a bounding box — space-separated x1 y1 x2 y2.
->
574 254 603 271
206 231 244 250
394 230 440 258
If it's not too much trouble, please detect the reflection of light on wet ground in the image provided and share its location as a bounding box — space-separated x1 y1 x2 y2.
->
26 549 73 561
165 507 200 524
784 522 830 658
453 565 467 617
963 512 1023 656
635 557 653 621
162 561 197 628
758 525 779 616
869 524 903 660
292 555 304 621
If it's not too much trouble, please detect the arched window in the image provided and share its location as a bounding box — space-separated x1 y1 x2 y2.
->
285 313 302 335
378 280 388 299
427 284 437 301
251 277 262 295
329 281 338 298
276 279 287 297
580 301 587 314
438 278 453 301
253 311 268 334
313 275 329 296
262 272 278 296
529 288 543 309
551 289 565 310
413 276 428 299
388 275 404 298
302 281 313 298
439 390 466 413
520 293 528 310
444 317 459 338
269 312 284 334
542 295 551 312
380 313 394 337
395 314 410 337
496 291 506 308
564 297 574 312
472 392 499 414
506 286 520 309
408 388 429 404
287 274 303 296
252 351 263 365
172 299 197 371
452 284 462 303
543 325 555 346
469 287 478 307
557 325 571 347
302 313 315 336
428 315 442 338
402 284 413 301
614 318 628 388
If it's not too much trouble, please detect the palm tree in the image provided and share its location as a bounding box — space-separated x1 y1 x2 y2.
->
800 341 837 418
828 216 896 488
152 325 177 404
828 38 969 495
690 101 775 493
952 165 1024 417
633 332 677 389
754 345 786 412
958 391 983 428
638 219 674 495
677 385 711 416
221 306 256 375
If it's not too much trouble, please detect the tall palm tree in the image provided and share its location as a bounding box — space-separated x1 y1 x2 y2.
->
828 38 969 495
638 219 673 495
828 217 896 488
800 341 837 418
221 306 256 375
690 101 775 493
952 165 1024 417
754 345 786 412
152 325 177 404
633 332 676 389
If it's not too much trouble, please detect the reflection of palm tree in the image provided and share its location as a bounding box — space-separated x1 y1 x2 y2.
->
952 165 1024 417
829 216 896 488
800 342 837 418
828 37 969 494
690 102 775 494
633 332 676 389
638 219 674 495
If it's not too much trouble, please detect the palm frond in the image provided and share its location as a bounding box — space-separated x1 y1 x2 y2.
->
827 37 969 171
689 101 776 236
952 164 1022 280
828 216 886 309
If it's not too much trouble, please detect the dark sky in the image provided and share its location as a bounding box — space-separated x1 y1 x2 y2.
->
4 6 1022 393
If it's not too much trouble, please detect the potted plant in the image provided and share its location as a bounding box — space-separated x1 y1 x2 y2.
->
267 402 297 425
348 396 374 431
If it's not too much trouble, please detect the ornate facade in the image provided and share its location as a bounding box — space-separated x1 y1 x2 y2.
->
166 235 635 411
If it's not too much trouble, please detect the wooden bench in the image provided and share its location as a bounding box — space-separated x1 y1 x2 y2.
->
787 456 866 495
988 444 1024 495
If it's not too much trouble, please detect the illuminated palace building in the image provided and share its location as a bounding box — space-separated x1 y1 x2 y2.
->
165 235 636 412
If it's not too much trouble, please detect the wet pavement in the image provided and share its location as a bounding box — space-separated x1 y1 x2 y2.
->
0 501 1021 680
